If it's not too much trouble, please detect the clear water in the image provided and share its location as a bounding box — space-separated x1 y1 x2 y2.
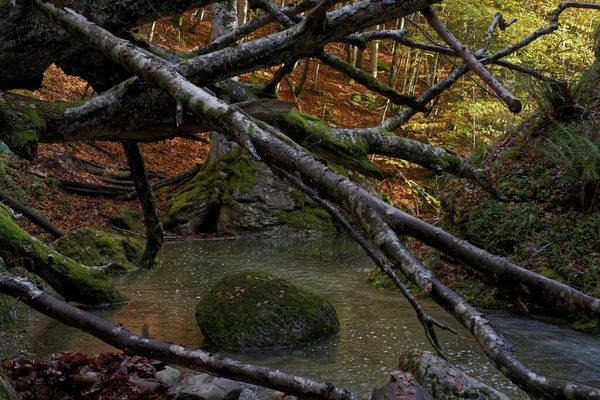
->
15 235 600 398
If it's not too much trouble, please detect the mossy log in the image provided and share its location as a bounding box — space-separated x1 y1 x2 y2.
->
399 350 510 400
0 204 126 305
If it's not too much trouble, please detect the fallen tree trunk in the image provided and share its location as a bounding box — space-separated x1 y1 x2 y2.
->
58 179 131 197
0 275 363 400
0 190 64 239
398 350 510 400
122 141 163 269
0 203 126 305
31 3 600 397
0 0 216 90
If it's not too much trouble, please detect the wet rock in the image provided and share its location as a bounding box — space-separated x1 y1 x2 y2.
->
196 270 340 349
238 382 284 400
156 365 183 386
169 373 242 400
399 350 510 400
371 371 432 400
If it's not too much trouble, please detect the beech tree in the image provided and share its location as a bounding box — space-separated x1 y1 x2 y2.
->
1 0 600 399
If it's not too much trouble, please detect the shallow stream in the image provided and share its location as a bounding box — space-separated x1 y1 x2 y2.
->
15 235 600 398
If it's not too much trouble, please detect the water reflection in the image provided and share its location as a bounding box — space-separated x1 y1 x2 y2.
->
15 235 600 398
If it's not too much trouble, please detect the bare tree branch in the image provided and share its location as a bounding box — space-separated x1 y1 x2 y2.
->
270 164 456 358
0 275 364 400
421 6 522 113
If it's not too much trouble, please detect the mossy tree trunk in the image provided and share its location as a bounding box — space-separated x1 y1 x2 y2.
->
122 141 163 269
0 204 126 305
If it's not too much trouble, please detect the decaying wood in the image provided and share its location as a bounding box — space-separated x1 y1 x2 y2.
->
0 189 64 238
0 275 363 400
118 164 202 201
58 179 131 197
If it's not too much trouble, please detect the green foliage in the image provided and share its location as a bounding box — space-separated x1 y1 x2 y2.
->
545 122 600 212
460 199 540 256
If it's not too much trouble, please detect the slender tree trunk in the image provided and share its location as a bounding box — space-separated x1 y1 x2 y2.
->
122 142 164 269
370 25 380 78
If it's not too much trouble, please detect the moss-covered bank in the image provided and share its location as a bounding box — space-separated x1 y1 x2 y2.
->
54 228 144 272
196 270 340 349
0 204 126 305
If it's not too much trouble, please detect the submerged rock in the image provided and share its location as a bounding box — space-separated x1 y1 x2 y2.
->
196 270 340 349
54 227 144 271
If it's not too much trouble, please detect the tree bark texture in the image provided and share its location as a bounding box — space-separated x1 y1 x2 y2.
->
0 0 215 90
122 141 164 269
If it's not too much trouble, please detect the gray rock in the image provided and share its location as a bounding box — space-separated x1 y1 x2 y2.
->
156 366 183 386
371 371 432 400
170 373 242 400
238 383 284 400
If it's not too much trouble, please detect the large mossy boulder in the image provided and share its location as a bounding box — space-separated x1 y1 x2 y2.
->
54 228 144 271
196 270 340 349
165 147 335 236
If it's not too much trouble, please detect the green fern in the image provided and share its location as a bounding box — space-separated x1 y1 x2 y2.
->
546 122 600 212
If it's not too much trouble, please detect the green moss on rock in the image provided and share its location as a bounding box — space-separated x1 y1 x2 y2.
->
54 228 144 272
0 204 126 304
109 208 144 232
196 270 340 349
166 149 259 228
